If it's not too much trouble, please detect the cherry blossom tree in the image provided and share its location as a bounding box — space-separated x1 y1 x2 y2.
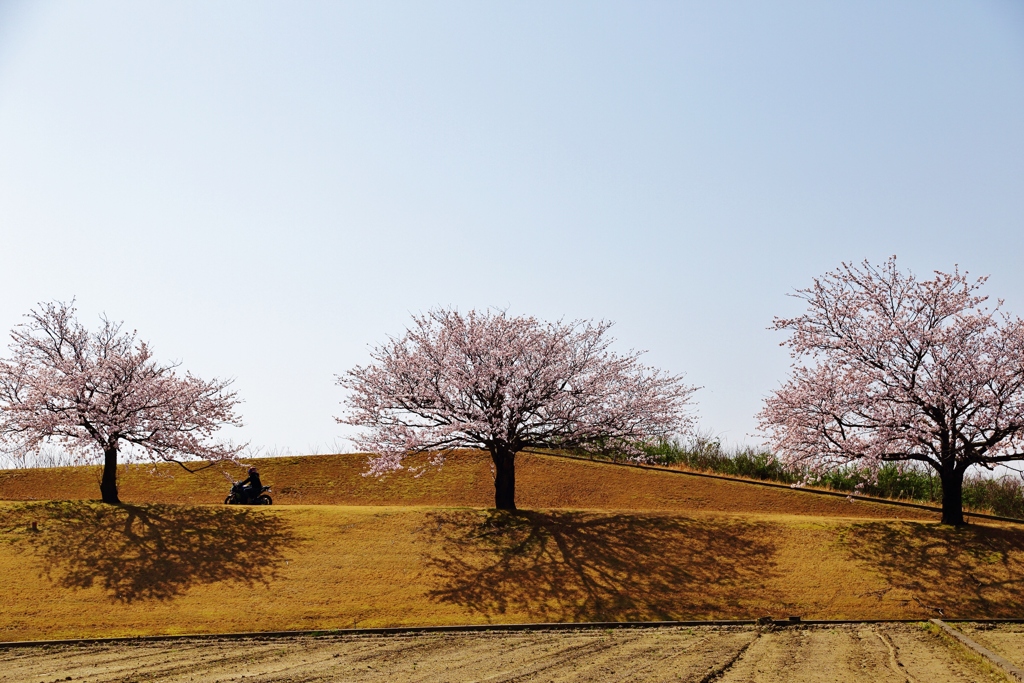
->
758 258 1024 525
339 308 697 511
0 301 244 504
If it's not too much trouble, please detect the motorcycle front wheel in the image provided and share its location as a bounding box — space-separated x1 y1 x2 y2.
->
225 495 236 505
255 494 273 505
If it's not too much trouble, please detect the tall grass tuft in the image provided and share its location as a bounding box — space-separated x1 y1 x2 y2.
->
638 435 1024 519
641 435 800 484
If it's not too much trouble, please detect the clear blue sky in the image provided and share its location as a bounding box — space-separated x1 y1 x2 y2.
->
1 1 1022 454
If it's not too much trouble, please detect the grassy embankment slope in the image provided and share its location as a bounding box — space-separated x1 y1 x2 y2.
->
2 451 1024 642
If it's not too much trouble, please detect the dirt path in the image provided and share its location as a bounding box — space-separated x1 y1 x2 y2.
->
0 624 1008 683
957 623 1024 670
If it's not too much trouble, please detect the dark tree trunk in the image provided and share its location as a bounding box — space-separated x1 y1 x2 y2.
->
491 444 517 511
939 464 965 526
100 443 120 504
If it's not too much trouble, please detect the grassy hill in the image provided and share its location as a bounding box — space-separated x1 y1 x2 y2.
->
0 450 939 518
2 452 1024 641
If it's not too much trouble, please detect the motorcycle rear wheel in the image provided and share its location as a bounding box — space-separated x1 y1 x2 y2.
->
256 494 273 505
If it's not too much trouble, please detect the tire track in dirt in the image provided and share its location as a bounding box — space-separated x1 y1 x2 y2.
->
269 631 622 683
875 630 920 683
716 625 892 682
582 629 755 683
887 624 1008 682
716 624 1002 683
444 628 755 683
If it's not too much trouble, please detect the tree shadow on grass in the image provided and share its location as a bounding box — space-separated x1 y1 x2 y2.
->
421 509 779 622
3 501 299 603
843 521 1024 618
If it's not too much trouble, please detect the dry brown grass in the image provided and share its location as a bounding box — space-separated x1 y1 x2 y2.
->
3 501 1024 642
0 450 937 520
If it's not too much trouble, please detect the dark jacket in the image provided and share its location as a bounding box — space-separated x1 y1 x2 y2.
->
241 472 262 493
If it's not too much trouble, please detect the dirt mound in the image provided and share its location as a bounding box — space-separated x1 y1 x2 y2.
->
0 451 933 520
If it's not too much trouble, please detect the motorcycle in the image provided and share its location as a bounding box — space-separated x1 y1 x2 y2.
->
225 481 273 505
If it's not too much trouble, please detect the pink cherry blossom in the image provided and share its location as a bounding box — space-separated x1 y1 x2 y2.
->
339 308 697 510
0 301 244 503
758 257 1024 525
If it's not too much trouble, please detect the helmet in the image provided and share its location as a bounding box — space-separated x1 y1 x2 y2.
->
248 467 258 474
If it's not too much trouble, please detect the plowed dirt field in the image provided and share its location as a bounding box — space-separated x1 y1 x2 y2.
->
0 624 1006 683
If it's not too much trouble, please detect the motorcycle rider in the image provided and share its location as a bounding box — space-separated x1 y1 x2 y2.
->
240 466 263 504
